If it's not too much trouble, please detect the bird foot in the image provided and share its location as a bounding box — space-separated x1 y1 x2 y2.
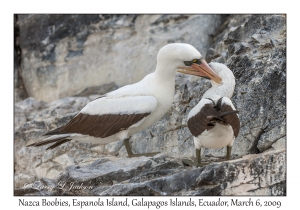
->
127 152 159 158
182 159 210 167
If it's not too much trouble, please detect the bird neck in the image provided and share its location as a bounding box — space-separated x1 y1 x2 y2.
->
202 78 235 100
153 61 177 85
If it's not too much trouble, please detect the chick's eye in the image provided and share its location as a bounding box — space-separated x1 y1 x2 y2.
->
193 59 198 63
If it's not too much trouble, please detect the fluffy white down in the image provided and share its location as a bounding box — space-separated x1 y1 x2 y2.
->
193 123 235 149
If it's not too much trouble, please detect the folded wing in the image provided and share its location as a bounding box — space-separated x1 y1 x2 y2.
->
187 97 240 137
27 95 158 149
46 95 158 138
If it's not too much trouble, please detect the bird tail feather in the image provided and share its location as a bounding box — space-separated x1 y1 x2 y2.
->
43 126 63 136
26 134 71 150
207 110 239 121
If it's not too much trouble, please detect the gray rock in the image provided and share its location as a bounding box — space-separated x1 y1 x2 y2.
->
267 136 286 152
189 15 286 163
73 82 119 97
16 97 42 113
257 121 286 152
18 14 225 102
14 15 28 102
14 106 27 129
15 150 285 196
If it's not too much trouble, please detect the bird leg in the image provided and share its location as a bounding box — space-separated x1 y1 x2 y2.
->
182 148 209 167
123 138 159 158
226 145 232 160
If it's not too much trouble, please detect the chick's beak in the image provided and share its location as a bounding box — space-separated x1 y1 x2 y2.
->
177 59 222 84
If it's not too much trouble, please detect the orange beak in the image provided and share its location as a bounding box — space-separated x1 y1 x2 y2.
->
177 59 222 84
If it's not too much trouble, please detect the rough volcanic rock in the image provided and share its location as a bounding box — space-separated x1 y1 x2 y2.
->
14 15 28 102
73 82 119 97
208 14 286 157
14 14 286 196
18 14 225 102
15 150 285 196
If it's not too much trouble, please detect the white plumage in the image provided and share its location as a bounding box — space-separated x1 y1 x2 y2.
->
29 43 220 157
183 62 240 167
81 96 158 116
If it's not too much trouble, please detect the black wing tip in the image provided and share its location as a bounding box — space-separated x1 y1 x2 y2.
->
218 110 239 118
26 143 36 147
45 139 72 150
27 139 72 150
43 127 62 136
26 135 71 149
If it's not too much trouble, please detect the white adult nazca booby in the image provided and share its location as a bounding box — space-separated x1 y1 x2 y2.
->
27 43 222 158
178 62 240 167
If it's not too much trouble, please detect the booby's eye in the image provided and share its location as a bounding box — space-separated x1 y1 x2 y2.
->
193 59 201 64
184 58 202 66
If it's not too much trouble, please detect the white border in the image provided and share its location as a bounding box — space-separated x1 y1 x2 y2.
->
3 0 295 209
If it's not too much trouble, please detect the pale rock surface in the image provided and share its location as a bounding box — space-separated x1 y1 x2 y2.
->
18 14 224 102
15 150 285 196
